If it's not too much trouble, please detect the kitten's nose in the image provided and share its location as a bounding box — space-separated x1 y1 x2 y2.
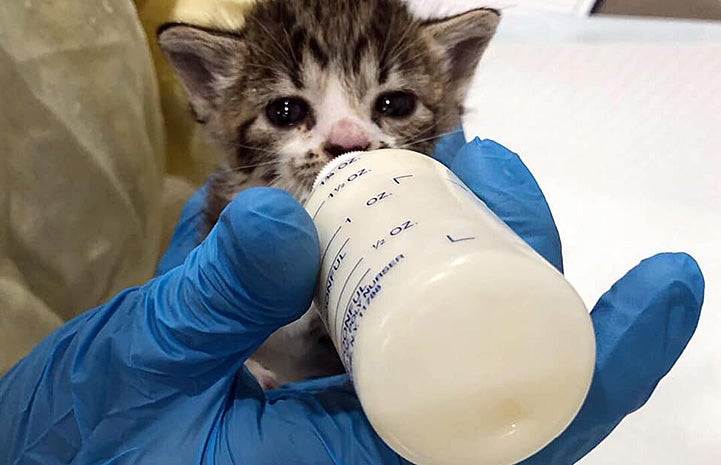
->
324 119 370 157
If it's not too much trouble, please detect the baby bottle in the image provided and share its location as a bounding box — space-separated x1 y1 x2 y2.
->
304 148 595 465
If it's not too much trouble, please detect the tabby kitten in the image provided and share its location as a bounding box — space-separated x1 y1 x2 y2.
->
158 0 499 388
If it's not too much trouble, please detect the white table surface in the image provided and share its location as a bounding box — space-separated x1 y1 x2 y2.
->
461 14 721 465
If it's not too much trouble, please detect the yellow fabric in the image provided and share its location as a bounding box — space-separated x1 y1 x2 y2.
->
0 0 164 372
0 0 258 374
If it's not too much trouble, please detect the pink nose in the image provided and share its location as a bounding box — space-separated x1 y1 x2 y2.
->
324 119 370 157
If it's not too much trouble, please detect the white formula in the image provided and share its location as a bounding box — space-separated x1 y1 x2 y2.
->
305 149 596 465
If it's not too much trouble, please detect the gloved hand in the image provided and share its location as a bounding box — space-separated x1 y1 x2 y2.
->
0 134 704 465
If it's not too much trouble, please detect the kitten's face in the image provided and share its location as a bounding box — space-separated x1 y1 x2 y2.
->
159 0 499 207
157 0 500 387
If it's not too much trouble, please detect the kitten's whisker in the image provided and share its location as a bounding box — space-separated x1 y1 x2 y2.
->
235 142 281 156
408 114 455 141
243 62 289 77
399 133 462 150
380 14 415 66
387 22 417 62
379 17 394 66
401 129 465 147
398 112 461 148
388 30 424 65
393 47 433 71
402 126 437 145
245 41 289 73
389 39 421 65
247 15 292 64
267 173 283 189
216 160 282 174
282 24 295 62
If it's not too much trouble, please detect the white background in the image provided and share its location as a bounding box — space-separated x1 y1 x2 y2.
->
409 0 598 18
460 14 721 465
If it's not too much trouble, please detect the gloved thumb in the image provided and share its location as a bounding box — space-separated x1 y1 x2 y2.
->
87 187 320 384
177 187 320 327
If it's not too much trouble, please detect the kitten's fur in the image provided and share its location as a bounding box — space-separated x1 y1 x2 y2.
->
158 0 499 388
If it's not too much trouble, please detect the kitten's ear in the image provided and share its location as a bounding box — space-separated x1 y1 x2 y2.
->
422 8 500 100
157 24 245 123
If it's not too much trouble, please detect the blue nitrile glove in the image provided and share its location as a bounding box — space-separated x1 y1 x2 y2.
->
0 135 704 465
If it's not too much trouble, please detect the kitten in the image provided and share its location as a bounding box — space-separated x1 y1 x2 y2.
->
158 0 499 388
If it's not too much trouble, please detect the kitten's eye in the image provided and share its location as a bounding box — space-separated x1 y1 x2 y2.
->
265 97 309 127
374 91 417 118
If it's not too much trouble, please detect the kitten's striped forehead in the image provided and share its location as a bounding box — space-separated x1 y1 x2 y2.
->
242 0 434 93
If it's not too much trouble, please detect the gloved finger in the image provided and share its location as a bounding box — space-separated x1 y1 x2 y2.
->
450 138 564 272
155 183 208 276
216 372 413 465
79 187 320 384
520 252 704 465
431 125 466 167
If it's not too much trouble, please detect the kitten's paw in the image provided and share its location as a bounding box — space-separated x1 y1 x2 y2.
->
245 358 280 390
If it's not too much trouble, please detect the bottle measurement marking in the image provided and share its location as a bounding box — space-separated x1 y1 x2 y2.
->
334 257 365 321
366 191 392 207
333 268 371 362
345 269 372 315
371 219 417 250
339 253 406 370
390 220 415 236
328 183 346 198
311 200 327 220
393 174 413 184
318 156 361 186
327 168 372 199
322 237 351 317
320 226 343 264
447 235 475 243
347 168 371 182
330 237 351 270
